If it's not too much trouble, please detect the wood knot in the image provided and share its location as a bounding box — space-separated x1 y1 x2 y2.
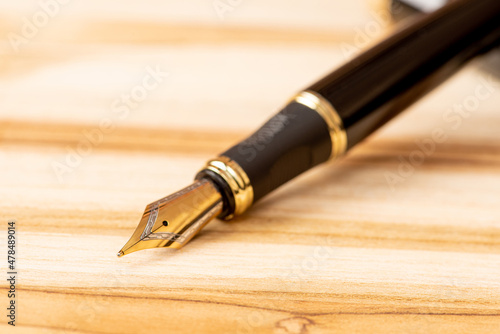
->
275 316 314 334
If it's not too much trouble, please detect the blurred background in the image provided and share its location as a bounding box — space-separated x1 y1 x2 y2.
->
0 0 389 131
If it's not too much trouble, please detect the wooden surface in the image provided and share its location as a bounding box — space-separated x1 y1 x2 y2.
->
1 1 500 333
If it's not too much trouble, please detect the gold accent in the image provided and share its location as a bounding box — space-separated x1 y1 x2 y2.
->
203 156 254 218
293 90 347 159
117 179 223 256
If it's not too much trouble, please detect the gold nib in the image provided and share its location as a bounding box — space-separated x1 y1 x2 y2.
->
117 179 223 257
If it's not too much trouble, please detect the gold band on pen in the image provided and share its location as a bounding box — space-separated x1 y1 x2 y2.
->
202 156 254 219
292 90 347 160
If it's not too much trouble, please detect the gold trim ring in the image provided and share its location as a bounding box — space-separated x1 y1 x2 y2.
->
202 156 254 218
293 90 348 160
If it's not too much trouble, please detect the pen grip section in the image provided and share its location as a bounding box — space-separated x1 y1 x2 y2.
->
222 101 332 204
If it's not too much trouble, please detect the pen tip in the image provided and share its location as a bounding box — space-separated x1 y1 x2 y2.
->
116 179 223 256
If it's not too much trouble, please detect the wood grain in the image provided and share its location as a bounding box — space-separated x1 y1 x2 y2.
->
1 0 500 333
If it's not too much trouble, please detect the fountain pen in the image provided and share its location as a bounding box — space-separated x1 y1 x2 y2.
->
118 0 500 257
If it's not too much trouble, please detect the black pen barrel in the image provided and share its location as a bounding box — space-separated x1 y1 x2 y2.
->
202 0 500 217
309 0 500 148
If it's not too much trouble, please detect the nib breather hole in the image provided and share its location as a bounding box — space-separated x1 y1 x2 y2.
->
162 220 169 226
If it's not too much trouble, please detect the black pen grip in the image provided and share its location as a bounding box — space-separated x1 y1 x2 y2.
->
222 101 332 203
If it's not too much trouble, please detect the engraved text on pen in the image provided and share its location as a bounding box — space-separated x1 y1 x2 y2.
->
237 112 294 162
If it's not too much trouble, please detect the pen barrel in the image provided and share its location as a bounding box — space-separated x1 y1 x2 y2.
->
199 0 500 218
308 0 500 149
